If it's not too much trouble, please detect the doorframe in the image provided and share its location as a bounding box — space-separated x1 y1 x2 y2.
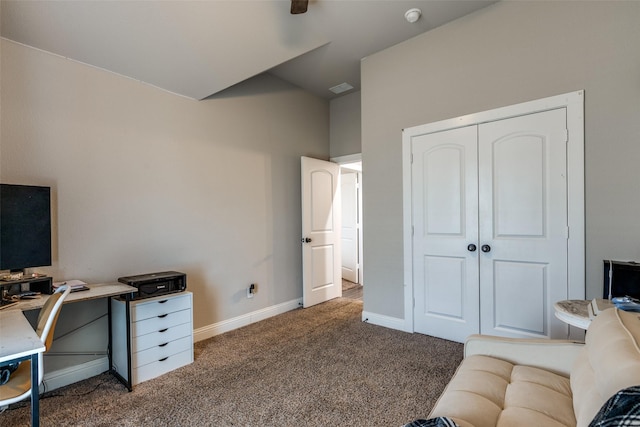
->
402 90 585 334
331 154 364 286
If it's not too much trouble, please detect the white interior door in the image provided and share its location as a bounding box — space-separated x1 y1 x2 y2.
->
301 156 342 308
478 108 568 338
412 126 480 342
341 171 359 283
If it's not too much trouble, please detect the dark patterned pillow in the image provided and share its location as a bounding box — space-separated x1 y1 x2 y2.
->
589 385 640 426
402 417 459 427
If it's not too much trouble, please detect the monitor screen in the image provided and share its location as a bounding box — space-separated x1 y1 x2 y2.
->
0 184 52 272
603 260 640 300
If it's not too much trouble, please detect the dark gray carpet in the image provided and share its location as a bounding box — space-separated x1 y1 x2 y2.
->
0 298 463 426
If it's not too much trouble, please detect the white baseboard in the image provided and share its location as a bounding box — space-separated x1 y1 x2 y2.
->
42 356 109 392
193 298 303 343
362 310 412 333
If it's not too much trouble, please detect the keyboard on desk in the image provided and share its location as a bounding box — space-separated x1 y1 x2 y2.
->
13 291 39 299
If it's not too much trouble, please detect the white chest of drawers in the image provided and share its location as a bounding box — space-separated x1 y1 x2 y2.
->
110 291 193 387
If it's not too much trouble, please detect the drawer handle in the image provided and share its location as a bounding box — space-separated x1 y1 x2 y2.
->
159 328 168 333
159 357 168 362
158 300 168 304
159 342 168 347
158 314 168 319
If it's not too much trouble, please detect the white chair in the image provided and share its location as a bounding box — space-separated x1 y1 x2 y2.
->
0 285 72 407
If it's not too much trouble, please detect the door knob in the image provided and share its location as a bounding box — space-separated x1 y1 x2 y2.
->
481 244 491 253
467 244 477 252
301 237 312 243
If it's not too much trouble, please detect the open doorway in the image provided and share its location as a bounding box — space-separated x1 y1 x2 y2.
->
332 154 363 301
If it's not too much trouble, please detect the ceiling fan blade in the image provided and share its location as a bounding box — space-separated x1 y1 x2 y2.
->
290 0 308 14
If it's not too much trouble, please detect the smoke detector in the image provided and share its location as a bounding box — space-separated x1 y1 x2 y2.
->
404 8 422 23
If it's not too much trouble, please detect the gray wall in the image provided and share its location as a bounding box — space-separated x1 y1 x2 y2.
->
1 39 329 330
361 1 640 319
329 91 361 158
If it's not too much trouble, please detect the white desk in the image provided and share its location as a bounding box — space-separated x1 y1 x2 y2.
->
5 282 137 312
0 310 46 427
0 282 137 423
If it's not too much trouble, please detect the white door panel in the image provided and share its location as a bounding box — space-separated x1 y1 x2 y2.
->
301 157 341 308
493 136 545 236
493 261 548 334
341 172 358 283
311 245 335 287
424 255 465 318
310 170 335 232
479 108 568 338
412 126 479 342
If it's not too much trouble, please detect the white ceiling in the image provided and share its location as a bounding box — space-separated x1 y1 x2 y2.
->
1 0 495 100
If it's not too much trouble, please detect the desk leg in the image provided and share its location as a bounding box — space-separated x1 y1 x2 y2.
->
30 353 40 427
125 294 132 392
108 296 113 375
108 295 133 392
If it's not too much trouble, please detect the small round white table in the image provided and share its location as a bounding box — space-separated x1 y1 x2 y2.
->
554 298 614 330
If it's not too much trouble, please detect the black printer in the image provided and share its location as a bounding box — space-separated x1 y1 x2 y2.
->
118 271 186 300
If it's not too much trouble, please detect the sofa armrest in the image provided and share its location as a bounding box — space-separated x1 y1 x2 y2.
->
464 335 585 376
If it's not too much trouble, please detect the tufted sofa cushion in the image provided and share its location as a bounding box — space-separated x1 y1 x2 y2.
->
429 354 575 427
427 308 640 427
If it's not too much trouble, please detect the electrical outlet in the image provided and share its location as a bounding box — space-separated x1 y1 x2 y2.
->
247 283 256 299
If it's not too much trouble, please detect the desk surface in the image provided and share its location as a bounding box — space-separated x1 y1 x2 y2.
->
0 310 45 363
4 282 137 312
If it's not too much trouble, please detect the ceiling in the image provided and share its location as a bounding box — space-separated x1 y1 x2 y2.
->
1 0 495 101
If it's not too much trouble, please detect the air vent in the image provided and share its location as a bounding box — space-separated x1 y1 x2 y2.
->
329 82 354 94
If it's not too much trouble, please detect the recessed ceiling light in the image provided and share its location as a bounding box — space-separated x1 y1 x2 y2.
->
329 82 354 94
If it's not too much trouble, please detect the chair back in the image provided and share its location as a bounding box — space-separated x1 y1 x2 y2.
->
36 285 72 350
0 285 72 407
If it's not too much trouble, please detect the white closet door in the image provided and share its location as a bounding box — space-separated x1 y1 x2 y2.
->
412 126 480 343
478 108 568 338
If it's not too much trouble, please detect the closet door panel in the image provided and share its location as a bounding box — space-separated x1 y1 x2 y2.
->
412 126 479 343
424 146 464 235
424 255 465 318
493 135 545 237
479 108 568 338
493 260 547 335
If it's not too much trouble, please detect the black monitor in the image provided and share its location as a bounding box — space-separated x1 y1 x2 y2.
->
0 184 52 272
603 260 640 300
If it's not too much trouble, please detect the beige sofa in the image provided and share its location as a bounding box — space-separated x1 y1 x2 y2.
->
428 308 640 427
